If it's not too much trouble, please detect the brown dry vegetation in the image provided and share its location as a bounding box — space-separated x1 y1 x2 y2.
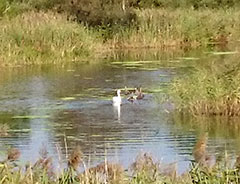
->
1 138 240 184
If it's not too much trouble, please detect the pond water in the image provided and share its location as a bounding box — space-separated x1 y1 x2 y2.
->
0 46 240 173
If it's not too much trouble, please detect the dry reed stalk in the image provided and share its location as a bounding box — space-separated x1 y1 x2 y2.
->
0 124 9 137
130 152 159 181
235 155 240 169
193 134 215 168
193 134 207 163
7 148 20 162
68 146 83 171
159 162 178 179
81 162 124 184
33 147 53 175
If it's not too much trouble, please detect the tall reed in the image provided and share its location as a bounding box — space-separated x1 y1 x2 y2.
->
108 8 240 49
169 56 240 116
0 11 102 66
1 145 240 184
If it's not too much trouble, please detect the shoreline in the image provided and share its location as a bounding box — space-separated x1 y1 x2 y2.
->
0 8 239 66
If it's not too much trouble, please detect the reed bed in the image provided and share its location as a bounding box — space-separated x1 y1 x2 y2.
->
0 11 102 66
169 58 240 116
108 8 240 49
1 7 240 65
1 135 240 184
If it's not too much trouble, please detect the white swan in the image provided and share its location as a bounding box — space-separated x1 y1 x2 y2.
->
112 89 122 105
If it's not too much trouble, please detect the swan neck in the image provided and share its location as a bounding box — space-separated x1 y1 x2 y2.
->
117 90 121 97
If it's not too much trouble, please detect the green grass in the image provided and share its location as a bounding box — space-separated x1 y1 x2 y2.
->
169 55 240 116
0 3 240 65
108 8 240 49
0 11 102 66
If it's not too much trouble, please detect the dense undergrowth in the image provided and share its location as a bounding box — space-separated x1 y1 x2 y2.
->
0 0 240 65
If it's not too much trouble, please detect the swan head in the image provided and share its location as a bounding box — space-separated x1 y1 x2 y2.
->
117 89 121 96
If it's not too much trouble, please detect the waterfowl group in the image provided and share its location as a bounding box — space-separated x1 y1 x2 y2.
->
113 87 144 104
135 87 144 100
124 86 136 95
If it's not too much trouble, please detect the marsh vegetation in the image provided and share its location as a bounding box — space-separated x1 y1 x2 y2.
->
0 49 240 183
2 134 240 184
1 0 240 183
169 50 240 116
0 0 240 65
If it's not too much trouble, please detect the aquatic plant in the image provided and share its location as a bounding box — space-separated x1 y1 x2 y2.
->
2 143 240 184
169 57 240 116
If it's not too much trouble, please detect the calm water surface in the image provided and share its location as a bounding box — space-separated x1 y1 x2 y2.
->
0 48 240 172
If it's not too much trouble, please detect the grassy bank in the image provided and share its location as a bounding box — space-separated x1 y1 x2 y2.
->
169 53 240 116
0 11 102 66
0 7 240 65
1 135 240 184
108 8 240 49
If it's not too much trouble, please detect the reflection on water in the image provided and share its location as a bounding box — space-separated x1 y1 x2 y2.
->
113 104 121 122
0 47 240 172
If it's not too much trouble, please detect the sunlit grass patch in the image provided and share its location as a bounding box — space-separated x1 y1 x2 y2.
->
0 11 101 66
208 51 239 55
61 97 76 101
108 8 240 49
12 115 50 119
1 8 240 66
